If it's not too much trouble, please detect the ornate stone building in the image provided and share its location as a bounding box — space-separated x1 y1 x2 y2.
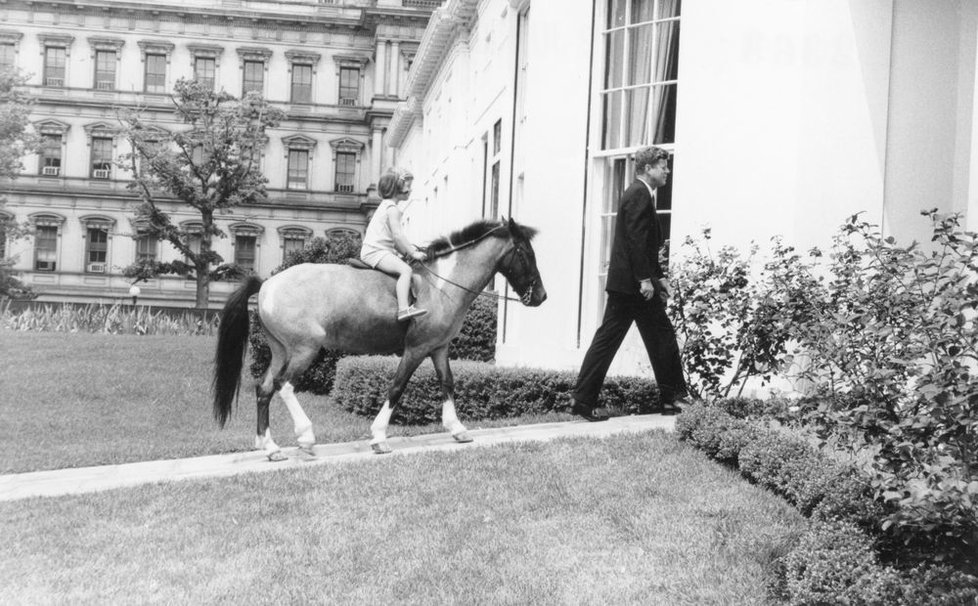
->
0 0 439 306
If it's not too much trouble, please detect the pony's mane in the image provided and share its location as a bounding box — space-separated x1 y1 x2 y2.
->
425 219 537 257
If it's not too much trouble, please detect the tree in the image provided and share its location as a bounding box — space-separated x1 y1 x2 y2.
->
0 67 39 301
120 79 285 308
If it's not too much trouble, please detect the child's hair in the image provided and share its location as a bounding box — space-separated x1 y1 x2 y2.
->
378 167 414 199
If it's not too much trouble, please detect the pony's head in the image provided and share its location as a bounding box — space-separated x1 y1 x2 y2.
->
497 217 546 307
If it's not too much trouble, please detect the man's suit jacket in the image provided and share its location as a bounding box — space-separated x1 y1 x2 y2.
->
605 178 664 296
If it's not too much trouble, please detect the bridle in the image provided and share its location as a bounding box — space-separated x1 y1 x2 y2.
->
419 226 539 305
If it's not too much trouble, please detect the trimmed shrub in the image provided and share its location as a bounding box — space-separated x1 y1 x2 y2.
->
782 519 903 606
675 402 758 465
331 355 660 424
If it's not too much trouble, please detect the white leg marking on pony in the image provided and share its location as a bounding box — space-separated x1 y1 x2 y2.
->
443 398 473 443
370 400 393 454
255 429 286 462
280 382 315 452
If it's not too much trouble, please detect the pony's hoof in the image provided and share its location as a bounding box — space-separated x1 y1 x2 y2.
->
371 441 392 455
452 431 474 444
267 450 287 462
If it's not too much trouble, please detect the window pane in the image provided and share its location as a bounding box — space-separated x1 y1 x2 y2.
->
654 21 680 82
44 47 66 85
627 24 654 86
234 235 256 271
136 233 158 262
651 83 677 144
287 149 308 189
243 61 263 93
335 152 355 191
608 0 627 28
87 228 108 263
0 43 14 70
95 50 116 89
625 87 651 147
630 0 655 24
42 135 62 168
339 67 358 102
657 0 681 20
291 64 312 103
602 90 623 149
35 226 57 270
195 57 215 91
91 137 113 173
604 30 625 89
145 54 166 93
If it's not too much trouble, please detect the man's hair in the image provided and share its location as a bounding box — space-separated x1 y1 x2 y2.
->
378 168 413 199
634 146 670 170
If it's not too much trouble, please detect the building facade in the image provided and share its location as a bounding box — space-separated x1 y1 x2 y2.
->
389 0 978 384
0 0 438 307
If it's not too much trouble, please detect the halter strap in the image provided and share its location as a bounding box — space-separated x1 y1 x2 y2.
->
426 225 507 259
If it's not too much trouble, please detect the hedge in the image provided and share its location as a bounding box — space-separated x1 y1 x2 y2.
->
330 355 661 424
677 401 978 605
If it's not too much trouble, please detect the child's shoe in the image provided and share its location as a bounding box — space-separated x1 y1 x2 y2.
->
397 305 428 321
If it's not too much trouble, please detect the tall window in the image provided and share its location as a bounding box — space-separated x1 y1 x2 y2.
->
34 225 58 271
287 149 309 189
243 60 264 94
486 119 503 219
85 227 108 271
136 231 158 263
194 57 215 91
234 235 256 272
281 229 308 263
0 43 15 70
44 47 66 86
144 53 166 93
94 50 116 90
334 152 355 193
338 67 359 105
90 137 112 179
40 134 62 176
291 64 313 103
596 0 680 298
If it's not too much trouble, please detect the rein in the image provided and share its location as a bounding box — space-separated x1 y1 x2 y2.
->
419 226 529 304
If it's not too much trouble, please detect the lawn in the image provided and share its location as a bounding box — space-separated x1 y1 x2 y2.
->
0 331 571 474
1 432 805 605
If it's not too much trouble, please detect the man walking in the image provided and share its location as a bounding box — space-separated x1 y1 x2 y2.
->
571 145 689 421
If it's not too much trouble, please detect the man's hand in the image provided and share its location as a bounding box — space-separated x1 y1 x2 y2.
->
639 279 655 301
656 278 671 303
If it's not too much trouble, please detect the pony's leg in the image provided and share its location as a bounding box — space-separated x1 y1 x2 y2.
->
255 381 286 462
431 347 473 443
278 381 316 455
370 349 428 454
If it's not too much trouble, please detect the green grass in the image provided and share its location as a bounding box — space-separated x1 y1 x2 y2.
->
0 331 579 474
0 432 805 605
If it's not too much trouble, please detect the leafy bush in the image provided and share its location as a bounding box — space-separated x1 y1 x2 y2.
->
248 234 498 392
330 355 659 424
0 302 217 335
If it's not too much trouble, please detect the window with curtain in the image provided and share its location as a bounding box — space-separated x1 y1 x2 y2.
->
40 134 62 175
94 50 116 90
243 60 264 94
287 149 309 189
595 0 680 301
136 231 158 262
34 225 58 271
144 53 166 93
291 64 313 103
43 47 66 86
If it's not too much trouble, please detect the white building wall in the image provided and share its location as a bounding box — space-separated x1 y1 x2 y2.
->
393 0 978 383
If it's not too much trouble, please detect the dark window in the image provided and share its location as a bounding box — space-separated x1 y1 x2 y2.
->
234 235 256 272
194 57 215 91
86 227 108 266
291 64 312 103
40 135 62 176
136 232 158 262
0 43 14 70
91 137 113 178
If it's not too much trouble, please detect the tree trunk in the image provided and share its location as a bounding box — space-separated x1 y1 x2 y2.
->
195 274 210 309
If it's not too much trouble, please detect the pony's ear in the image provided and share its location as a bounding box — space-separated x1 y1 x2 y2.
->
507 216 517 232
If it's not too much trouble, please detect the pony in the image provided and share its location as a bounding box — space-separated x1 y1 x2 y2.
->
212 217 547 459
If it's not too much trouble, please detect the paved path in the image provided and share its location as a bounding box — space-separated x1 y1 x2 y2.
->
0 414 675 502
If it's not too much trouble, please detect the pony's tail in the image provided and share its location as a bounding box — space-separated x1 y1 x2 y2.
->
212 275 263 428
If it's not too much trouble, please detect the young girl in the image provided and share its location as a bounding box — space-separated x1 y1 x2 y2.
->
360 168 428 321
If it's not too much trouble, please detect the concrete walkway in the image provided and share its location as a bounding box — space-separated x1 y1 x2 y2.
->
0 414 675 502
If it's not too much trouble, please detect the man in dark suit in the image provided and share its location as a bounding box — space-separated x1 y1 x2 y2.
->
571 145 689 421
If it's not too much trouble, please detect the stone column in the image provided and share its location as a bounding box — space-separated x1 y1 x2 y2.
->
371 127 384 185
374 39 386 100
391 40 401 98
